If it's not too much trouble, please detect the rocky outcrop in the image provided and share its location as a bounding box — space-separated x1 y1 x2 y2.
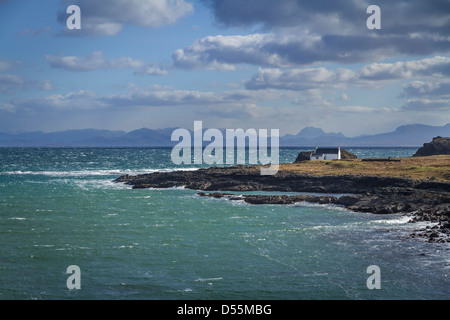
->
294 151 313 162
197 192 338 205
340 149 358 160
115 165 448 193
413 137 450 156
115 165 450 242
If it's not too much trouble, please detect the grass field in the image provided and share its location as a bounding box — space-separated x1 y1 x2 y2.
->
277 155 450 182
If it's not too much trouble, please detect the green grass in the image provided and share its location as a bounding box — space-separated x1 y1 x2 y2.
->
277 155 450 182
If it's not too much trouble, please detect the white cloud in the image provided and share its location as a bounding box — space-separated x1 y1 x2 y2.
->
59 0 194 36
24 90 106 110
400 81 446 98
133 65 168 76
400 80 450 112
336 106 395 113
4 84 290 114
46 51 105 71
359 56 450 80
172 33 287 70
245 56 450 91
402 99 450 111
46 51 167 75
206 0 450 38
339 93 350 101
171 30 450 70
246 67 351 90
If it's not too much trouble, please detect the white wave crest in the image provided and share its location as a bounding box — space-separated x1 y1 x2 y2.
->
371 215 412 225
1 167 198 177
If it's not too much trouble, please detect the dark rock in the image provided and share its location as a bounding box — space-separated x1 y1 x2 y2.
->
196 192 338 206
340 149 358 159
294 151 313 162
413 136 450 157
441 222 450 229
430 232 440 238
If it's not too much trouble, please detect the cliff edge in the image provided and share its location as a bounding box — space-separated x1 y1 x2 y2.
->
413 137 450 156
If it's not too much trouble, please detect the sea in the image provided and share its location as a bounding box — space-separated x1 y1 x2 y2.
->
0 147 449 300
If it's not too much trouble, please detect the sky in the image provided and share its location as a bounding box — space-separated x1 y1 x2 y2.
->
0 0 449 136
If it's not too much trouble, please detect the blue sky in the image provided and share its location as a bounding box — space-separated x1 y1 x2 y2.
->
1 0 449 136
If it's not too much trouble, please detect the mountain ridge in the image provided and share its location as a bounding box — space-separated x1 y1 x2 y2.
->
0 123 448 147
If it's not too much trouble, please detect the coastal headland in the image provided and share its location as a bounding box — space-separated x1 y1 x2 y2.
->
115 155 450 243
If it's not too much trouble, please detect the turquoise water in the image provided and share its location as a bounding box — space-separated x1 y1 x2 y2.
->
0 147 449 300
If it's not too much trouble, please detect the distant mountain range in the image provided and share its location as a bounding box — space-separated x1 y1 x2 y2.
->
280 123 450 147
0 123 449 147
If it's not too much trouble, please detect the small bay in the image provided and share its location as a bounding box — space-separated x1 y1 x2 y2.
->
0 147 448 300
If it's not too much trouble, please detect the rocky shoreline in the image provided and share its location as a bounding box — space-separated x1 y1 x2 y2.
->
115 165 450 243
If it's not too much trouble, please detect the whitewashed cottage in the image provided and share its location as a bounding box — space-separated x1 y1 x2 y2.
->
310 146 341 160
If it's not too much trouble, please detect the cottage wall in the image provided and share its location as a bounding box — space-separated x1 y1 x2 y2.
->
309 147 341 160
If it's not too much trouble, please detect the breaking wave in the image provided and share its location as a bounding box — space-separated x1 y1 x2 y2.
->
1 167 198 177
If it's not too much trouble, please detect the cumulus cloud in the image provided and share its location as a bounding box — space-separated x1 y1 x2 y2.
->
172 32 450 70
245 56 450 91
46 51 105 71
202 0 366 32
358 56 450 80
399 79 450 112
402 99 450 111
171 0 450 70
58 0 194 36
173 32 387 69
172 33 284 70
246 67 353 90
46 51 168 75
244 55 450 117
171 33 323 69
400 81 450 98
203 0 450 35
